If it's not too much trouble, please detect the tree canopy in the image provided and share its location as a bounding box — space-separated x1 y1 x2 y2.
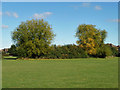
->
75 24 107 55
12 19 55 58
9 22 118 58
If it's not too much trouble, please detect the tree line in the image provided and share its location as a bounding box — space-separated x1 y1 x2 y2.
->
6 19 119 59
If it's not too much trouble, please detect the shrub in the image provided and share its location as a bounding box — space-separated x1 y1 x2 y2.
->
110 47 119 56
2 52 9 56
96 45 112 58
8 44 18 56
44 44 88 59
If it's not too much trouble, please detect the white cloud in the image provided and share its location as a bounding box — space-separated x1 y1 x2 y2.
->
33 12 52 19
1 11 19 18
13 12 19 18
81 3 90 7
0 12 2 16
72 3 90 10
108 19 120 22
2 25 9 29
5 11 11 16
95 6 102 10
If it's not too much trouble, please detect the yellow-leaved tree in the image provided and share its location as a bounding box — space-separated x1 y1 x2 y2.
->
76 24 107 55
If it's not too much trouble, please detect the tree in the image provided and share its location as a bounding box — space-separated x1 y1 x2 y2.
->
75 24 107 55
8 44 17 56
12 19 55 58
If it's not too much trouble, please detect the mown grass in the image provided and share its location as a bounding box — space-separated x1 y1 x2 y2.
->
2 57 118 88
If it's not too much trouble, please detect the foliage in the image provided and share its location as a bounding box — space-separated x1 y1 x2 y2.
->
8 44 18 56
2 52 9 56
9 22 118 58
76 24 107 56
12 19 55 58
96 45 112 58
110 46 119 57
118 47 120 57
44 44 88 59
96 44 119 57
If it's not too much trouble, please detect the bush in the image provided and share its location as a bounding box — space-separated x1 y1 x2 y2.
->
110 47 119 57
2 52 9 56
96 45 112 58
44 44 88 59
8 43 117 59
8 44 18 56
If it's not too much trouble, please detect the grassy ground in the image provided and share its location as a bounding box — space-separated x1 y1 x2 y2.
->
2 57 118 88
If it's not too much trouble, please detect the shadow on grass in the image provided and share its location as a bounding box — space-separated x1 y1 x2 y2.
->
3 58 17 60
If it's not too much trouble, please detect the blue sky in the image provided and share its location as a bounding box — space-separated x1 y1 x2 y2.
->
1 2 118 49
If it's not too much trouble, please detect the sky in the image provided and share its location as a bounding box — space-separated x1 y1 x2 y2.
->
1 2 119 49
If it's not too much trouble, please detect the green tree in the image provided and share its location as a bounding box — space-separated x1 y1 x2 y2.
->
12 19 55 58
75 24 107 55
8 44 17 56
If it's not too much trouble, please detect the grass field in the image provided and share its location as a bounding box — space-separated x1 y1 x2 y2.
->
2 57 118 88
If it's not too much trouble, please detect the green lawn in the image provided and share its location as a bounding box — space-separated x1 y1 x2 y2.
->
2 57 118 88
